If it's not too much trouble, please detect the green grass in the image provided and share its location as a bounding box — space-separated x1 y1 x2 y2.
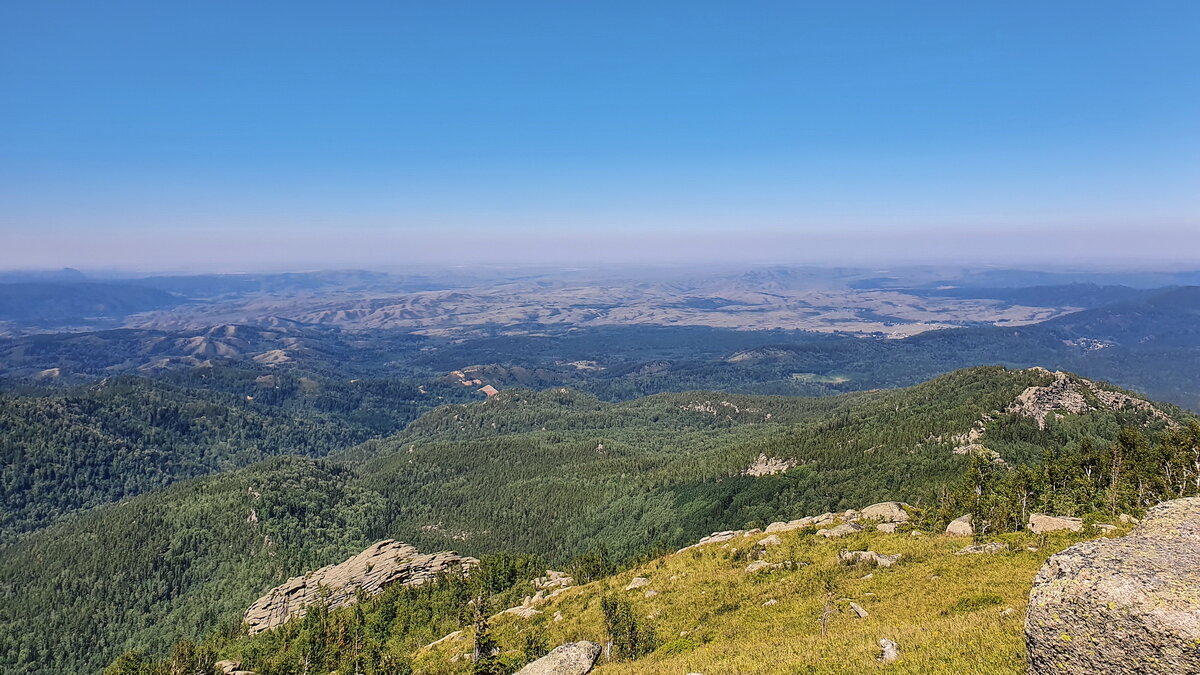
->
414 523 1127 674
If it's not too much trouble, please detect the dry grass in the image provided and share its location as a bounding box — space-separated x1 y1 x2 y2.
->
414 525 1124 674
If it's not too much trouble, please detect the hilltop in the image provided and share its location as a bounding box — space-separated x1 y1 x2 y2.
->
2 365 1191 672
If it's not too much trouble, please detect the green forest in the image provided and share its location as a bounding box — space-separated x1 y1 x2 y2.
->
1 364 1191 672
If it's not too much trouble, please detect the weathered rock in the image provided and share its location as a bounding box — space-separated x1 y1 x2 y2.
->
1027 513 1084 534
765 517 814 533
859 502 911 523
624 577 650 591
757 534 782 546
503 605 542 618
955 542 1008 555
691 530 740 547
812 512 837 527
1007 369 1174 431
1119 513 1139 524
1094 523 1118 533
423 630 462 649
745 560 783 573
818 522 863 538
1026 497 1200 674
945 514 974 536
849 601 869 618
879 638 900 663
838 549 900 568
876 523 899 533
244 540 477 634
515 641 602 675
533 570 574 590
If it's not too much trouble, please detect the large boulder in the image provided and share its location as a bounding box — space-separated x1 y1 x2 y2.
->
516 641 602 675
243 540 477 634
1027 513 1084 534
859 502 911 523
945 514 974 536
1026 498 1200 673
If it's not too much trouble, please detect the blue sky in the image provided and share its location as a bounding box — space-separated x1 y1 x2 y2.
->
2 1 1198 269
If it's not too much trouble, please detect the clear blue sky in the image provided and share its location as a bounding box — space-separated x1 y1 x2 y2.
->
2 1 1198 269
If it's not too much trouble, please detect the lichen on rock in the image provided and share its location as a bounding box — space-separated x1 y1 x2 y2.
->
1025 497 1200 673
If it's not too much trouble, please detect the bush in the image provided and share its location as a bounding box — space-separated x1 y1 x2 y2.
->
600 595 658 661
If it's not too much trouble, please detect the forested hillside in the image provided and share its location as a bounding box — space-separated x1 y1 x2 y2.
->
3 286 1199 410
1 366 1186 672
110 417 1200 675
0 371 456 537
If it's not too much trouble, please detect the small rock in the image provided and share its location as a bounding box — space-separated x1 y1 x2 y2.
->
553 611 563 622
763 598 778 606
909 530 925 537
624 577 650 591
955 542 1008 555
838 549 900 568
1028 513 1084 534
999 607 1015 617
757 534 782 546
643 589 658 599
745 560 782 573
861 573 874 580
879 638 900 663
876 522 899 533
1094 523 1118 533
946 514 974 536
766 516 815 533
849 602 869 618
1118 513 1139 524
812 512 837 527
503 606 541 619
515 641 602 675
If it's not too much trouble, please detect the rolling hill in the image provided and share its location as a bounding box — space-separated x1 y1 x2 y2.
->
1 365 1189 672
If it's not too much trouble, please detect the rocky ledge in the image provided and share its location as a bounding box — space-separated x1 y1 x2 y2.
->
1025 497 1200 673
244 540 478 634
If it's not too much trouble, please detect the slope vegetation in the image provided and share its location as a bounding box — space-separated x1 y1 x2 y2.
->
0 366 1185 672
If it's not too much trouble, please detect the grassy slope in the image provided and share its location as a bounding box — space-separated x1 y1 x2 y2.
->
5 366 1171 672
417 524 1128 674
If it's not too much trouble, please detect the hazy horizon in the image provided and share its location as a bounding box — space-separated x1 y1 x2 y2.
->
3 2 1198 270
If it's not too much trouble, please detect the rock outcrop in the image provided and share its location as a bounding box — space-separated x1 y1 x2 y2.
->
1026 498 1200 673
515 641 602 675
1027 513 1084 534
244 540 478 634
1007 368 1174 430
